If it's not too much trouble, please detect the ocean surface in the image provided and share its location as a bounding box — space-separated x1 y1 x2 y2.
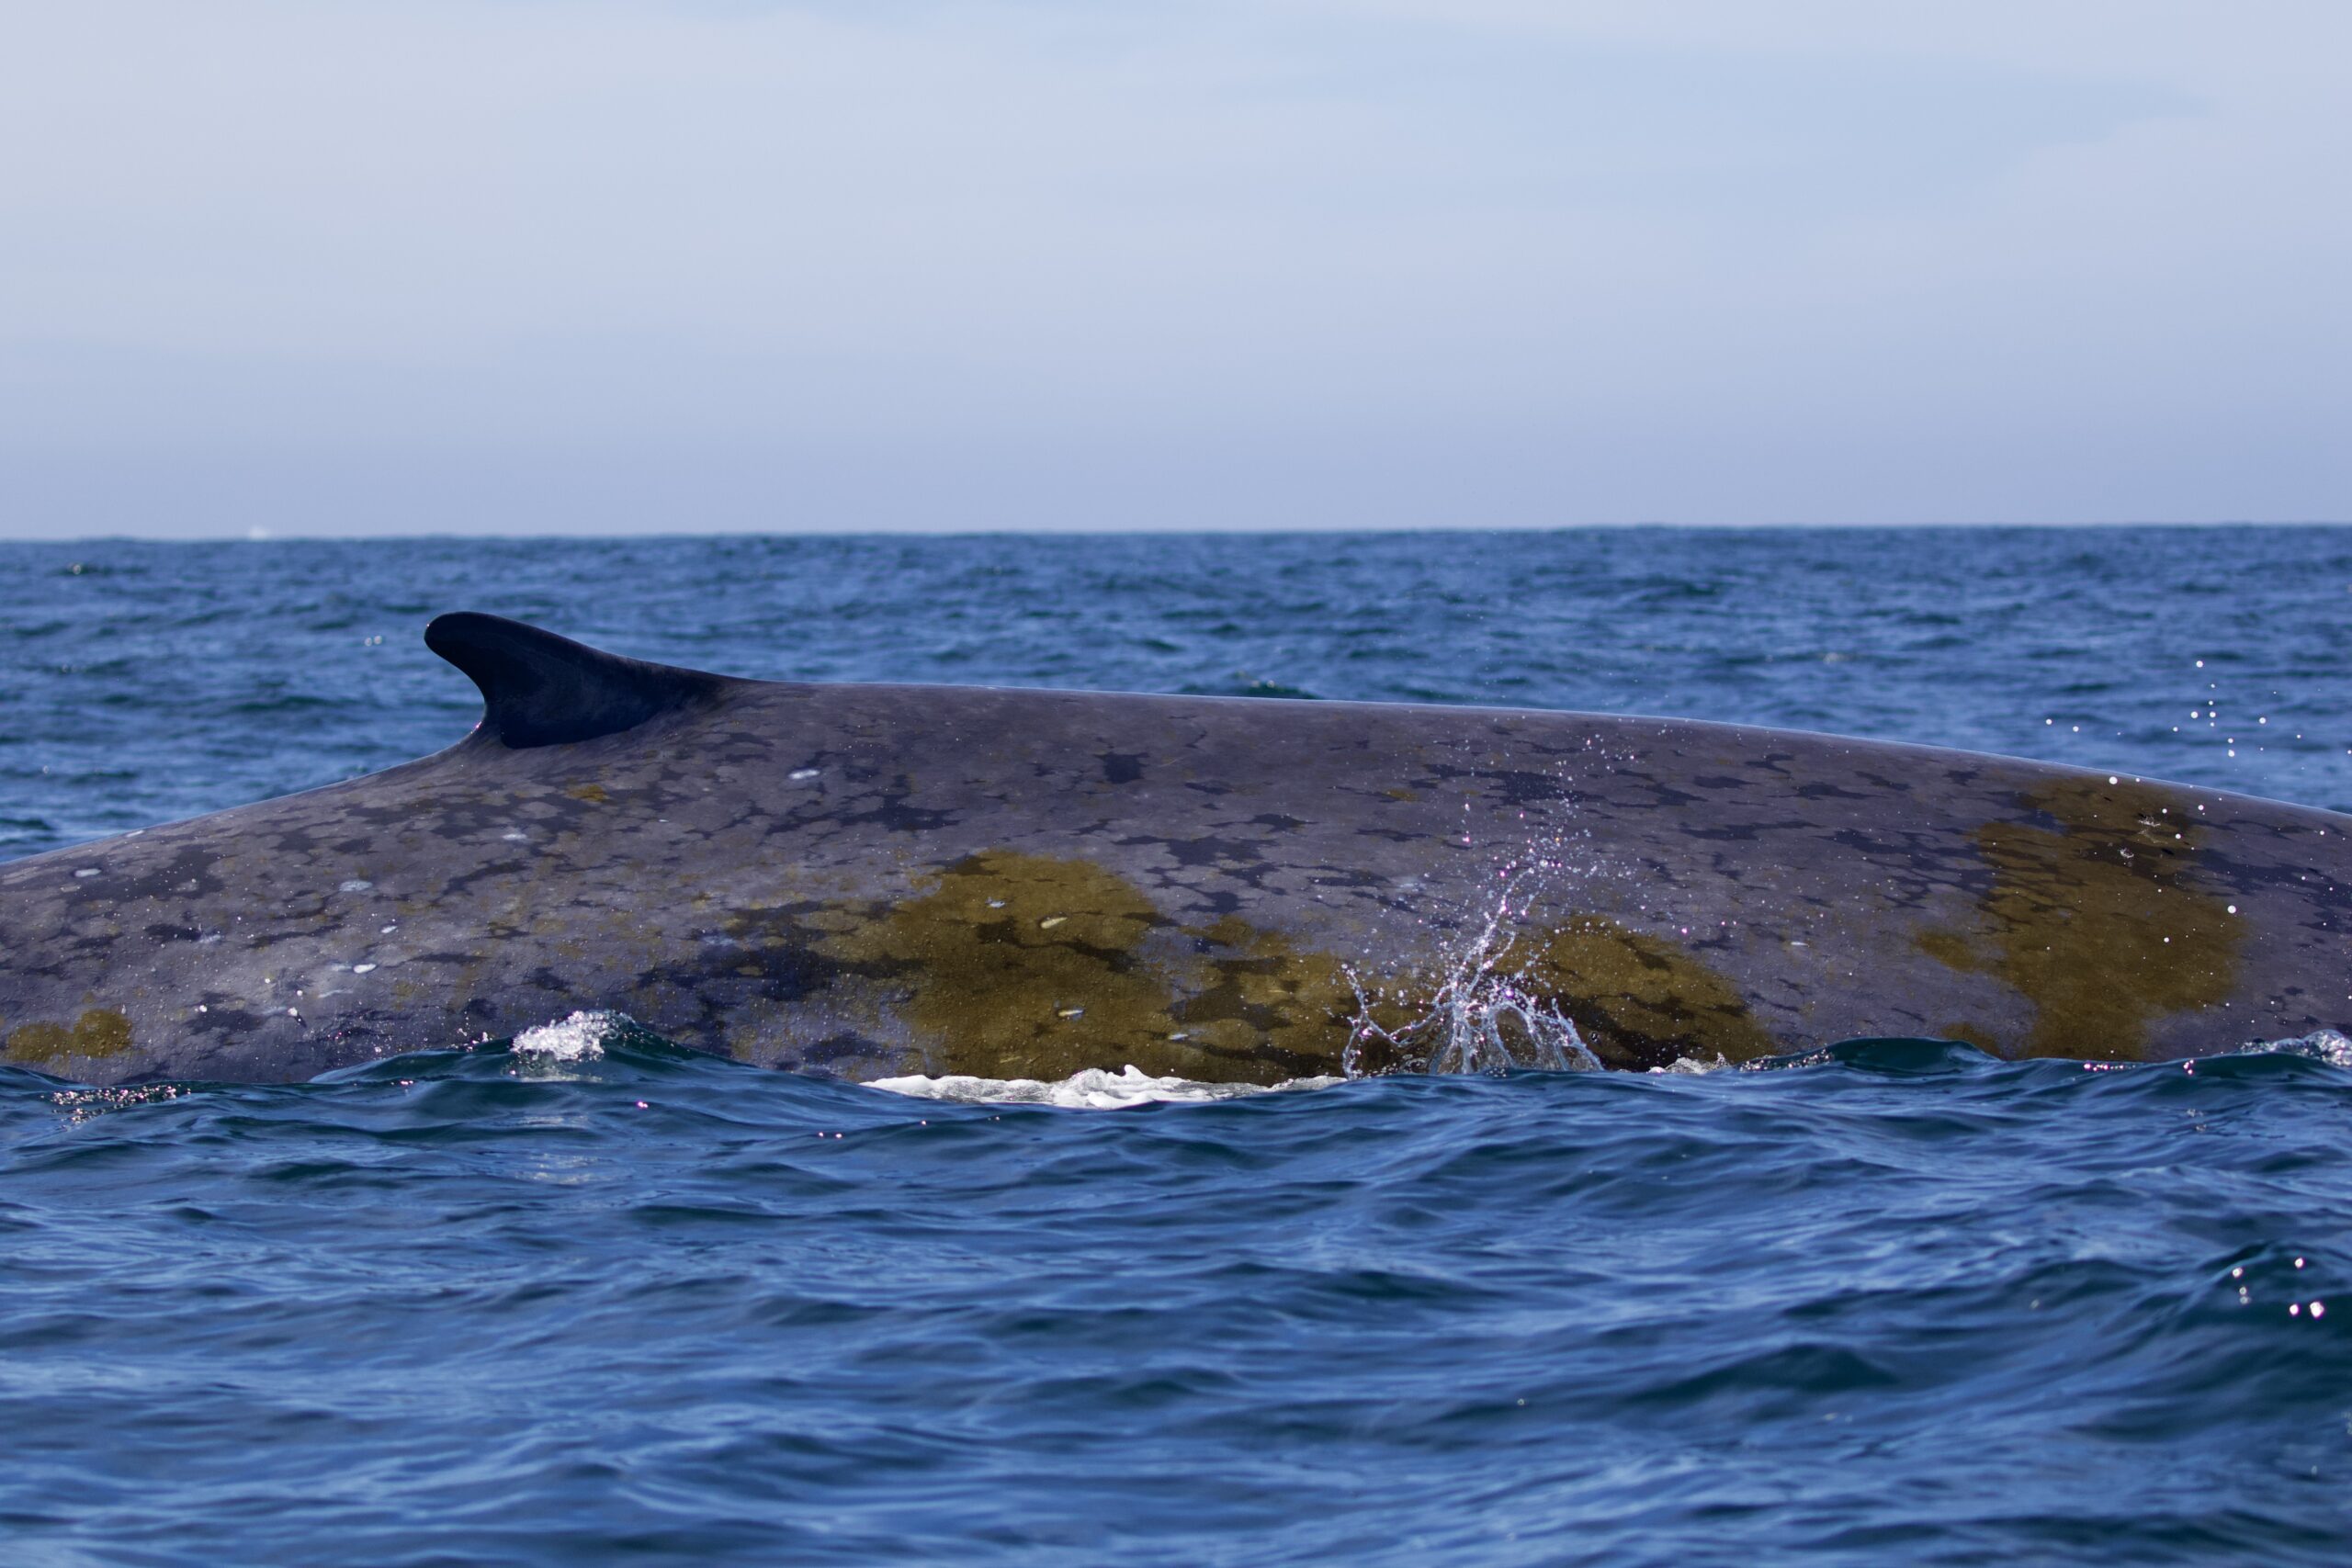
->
5 527 2351 1564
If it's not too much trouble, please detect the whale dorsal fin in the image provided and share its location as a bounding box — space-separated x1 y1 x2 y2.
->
424 613 729 749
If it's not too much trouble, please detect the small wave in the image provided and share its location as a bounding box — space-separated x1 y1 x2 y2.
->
866 1064 1343 1109
2233 1028 2352 1068
1679 1029 2352 1079
1644 1038 2003 1077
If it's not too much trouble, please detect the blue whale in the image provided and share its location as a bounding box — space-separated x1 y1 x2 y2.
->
2 613 2346 1083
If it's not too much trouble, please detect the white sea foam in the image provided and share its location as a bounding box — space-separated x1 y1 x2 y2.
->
513 1010 628 1061
866 1064 1343 1109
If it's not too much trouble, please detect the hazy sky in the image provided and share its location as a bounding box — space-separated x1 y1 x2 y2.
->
3 0 2346 536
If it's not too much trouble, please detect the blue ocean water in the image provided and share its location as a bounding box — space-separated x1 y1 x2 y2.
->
5 528 2352 1564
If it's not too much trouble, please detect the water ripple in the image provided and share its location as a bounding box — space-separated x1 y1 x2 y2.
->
0 1033 2346 1562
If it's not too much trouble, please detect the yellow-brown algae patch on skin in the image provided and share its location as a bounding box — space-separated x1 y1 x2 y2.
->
1521 918 1779 1069
564 783 610 805
1174 917 1370 1082
825 859 1784 1079
832 851 1206 1081
1914 779 2239 1060
5 1008 134 1067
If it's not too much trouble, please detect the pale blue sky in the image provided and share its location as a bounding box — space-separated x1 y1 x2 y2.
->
2 0 2345 536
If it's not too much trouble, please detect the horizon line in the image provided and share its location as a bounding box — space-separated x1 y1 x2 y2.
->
6 518 2351 546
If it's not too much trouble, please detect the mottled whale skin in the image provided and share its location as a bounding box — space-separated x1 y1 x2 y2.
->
4 614 2349 1086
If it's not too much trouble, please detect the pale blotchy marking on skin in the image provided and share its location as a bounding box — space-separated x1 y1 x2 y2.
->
1915 778 2240 1059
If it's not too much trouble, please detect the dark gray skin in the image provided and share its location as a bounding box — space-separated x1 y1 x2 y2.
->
4 614 2348 1086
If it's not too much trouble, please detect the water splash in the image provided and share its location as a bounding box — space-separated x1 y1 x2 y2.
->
1342 885 1600 1077
513 1010 628 1062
